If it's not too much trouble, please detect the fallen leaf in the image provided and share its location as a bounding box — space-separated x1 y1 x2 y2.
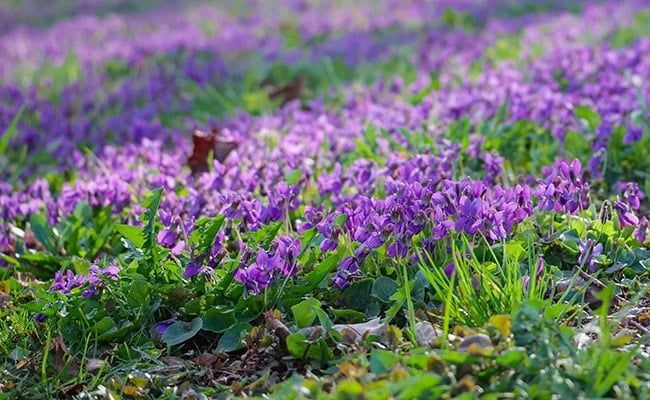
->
160 356 186 368
128 371 151 388
338 362 365 378
457 375 477 391
268 75 305 106
458 334 492 353
555 267 627 310
195 352 220 368
122 385 141 396
16 358 29 370
415 321 444 347
0 293 11 310
58 382 86 397
331 317 387 343
85 358 107 373
50 333 69 373
264 310 291 343
187 128 238 175
488 315 511 338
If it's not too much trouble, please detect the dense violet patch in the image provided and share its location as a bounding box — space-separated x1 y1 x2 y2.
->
50 262 121 297
0 0 648 301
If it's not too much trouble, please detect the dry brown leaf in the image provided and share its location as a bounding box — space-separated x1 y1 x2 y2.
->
415 321 443 347
556 267 627 310
264 310 291 343
15 358 29 370
85 358 106 373
332 317 386 343
50 333 69 373
268 75 306 106
195 352 220 368
0 293 12 310
187 128 239 175
160 356 186 367
58 382 86 397
457 334 492 353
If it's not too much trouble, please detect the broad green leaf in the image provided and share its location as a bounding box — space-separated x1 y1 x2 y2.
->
286 333 332 361
372 276 399 303
495 349 527 367
394 375 444 400
342 278 373 312
92 316 115 335
369 349 400 374
126 280 150 308
305 253 339 287
202 309 238 333
329 308 366 322
97 321 134 342
504 241 525 261
216 322 251 353
292 298 321 328
437 349 479 365
162 317 203 346
574 105 601 130
29 214 57 254
114 224 145 248
189 215 225 253
284 169 301 185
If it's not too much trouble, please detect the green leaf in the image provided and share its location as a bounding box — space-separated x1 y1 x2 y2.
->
162 317 203 346
313 307 334 332
369 349 400 374
504 241 525 261
394 375 444 400
286 333 332 361
292 298 321 328
574 105 601 130
284 169 302 185
329 308 366 322
189 215 225 253
0 104 25 156
353 139 382 163
438 349 479 365
92 316 115 335
202 309 238 333
372 276 399 303
216 322 251 353
495 349 528 367
126 280 150 308
29 214 57 253
97 321 134 342
342 278 373 312
249 222 282 247
9 347 30 362
140 187 163 275
305 253 339 288
114 224 145 248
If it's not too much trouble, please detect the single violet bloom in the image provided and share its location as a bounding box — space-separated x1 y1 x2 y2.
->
155 317 177 335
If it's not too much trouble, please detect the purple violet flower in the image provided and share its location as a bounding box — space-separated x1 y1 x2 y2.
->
578 240 603 272
155 317 177 335
613 200 639 228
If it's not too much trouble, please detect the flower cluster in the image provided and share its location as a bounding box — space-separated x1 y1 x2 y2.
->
234 236 302 295
0 0 648 301
50 262 120 297
536 158 589 214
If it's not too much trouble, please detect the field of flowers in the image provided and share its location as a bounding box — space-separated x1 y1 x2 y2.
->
1 0 650 398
